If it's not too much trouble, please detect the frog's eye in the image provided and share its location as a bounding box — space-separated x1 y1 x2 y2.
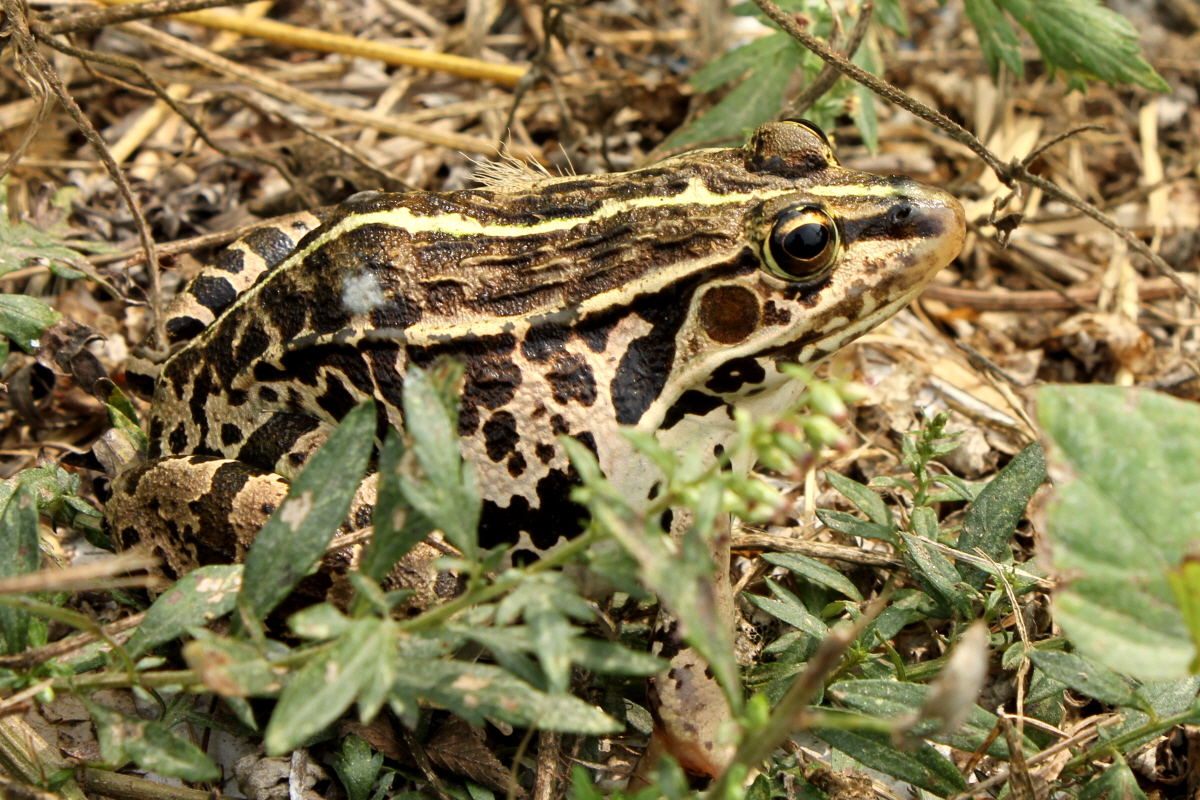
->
764 205 839 282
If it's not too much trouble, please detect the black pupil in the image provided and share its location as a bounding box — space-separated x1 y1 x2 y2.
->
783 222 829 260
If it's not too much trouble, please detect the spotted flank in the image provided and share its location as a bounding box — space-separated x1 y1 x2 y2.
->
106 120 965 778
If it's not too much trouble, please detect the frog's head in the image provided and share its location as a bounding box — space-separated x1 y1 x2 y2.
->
654 120 965 422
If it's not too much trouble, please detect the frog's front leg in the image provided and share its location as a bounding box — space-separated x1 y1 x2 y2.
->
107 456 293 581
645 512 738 779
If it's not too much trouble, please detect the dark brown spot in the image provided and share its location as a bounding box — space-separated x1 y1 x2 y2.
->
239 412 321 472
168 422 188 454
189 275 236 313
762 300 791 326
220 423 243 446
699 285 760 345
242 225 299 266
662 390 727 430
705 356 766 394
535 442 555 463
507 452 526 477
317 374 358 420
521 324 571 362
545 354 597 406
482 411 519 462
165 315 205 343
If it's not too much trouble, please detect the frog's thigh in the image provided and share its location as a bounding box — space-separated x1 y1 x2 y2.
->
108 456 289 580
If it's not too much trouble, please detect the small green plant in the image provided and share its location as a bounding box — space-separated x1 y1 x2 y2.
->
9 371 1196 799
0 178 113 361
666 0 1165 153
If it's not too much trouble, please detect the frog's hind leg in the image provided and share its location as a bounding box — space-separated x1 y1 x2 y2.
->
125 210 327 398
106 456 291 581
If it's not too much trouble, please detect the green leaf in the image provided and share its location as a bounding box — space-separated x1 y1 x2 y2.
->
994 0 1168 91
0 179 109 279
359 428 433 583
1026 650 1135 708
394 659 620 734
933 474 979 503
288 602 352 641
237 401 376 627
813 709 968 796
901 523 971 620
106 402 148 458
398 365 481 560
87 701 220 782
0 295 61 353
850 84 879 155
874 0 909 35
264 616 395 754
126 565 243 659
956 442 1044 588
816 509 899 546
745 580 828 639
330 734 384 800
690 31 794 92
0 484 39 654
1079 755 1149 800
962 0 1025 79
662 36 803 151
1038 385 1200 679
183 634 287 698
495 573 593 694
1170 560 1200 673
763 552 864 601
826 472 891 525
828 680 1037 759
460 625 665 682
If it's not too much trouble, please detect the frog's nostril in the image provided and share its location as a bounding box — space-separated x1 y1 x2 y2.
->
889 203 913 225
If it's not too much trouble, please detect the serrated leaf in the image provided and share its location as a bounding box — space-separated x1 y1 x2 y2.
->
962 0 1025 79
330 734 384 800
995 0 1167 91
0 484 39 653
763 552 864 601
238 401 376 627
0 295 61 353
813 709 967 796
957 442 1044 588
1026 650 1135 707
126 565 243 659
1038 385 1200 679
662 37 803 151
